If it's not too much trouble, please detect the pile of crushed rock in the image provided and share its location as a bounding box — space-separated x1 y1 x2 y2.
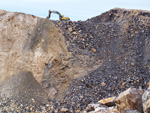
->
53 8 150 111
1 8 150 113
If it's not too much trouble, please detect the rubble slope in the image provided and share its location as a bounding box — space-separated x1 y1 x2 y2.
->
53 8 150 110
0 8 150 112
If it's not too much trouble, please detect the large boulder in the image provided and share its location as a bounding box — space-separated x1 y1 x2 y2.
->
114 87 143 113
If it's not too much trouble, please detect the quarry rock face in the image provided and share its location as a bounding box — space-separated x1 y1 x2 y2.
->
1 8 150 112
0 10 39 82
0 10 100 101
0 10 71 86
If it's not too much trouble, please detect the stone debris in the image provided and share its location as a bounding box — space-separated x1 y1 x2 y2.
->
1 8 150 113
0 71 55 112
60 108 69 112
0 97 54 113
91 48 97 53
101 82 106 86
84 87 150 113
54 8 150 111
0 71 49 105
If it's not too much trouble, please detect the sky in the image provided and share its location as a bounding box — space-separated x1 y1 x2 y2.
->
0 0 150 21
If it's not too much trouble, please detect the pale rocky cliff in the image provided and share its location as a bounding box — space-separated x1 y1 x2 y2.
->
0 10 69 84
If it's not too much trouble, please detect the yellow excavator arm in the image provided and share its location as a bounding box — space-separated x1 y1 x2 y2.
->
47 10 70 21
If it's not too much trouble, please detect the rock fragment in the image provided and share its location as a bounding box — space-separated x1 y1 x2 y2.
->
86 104 99 112
101 82 106 86
60 108 69 112
91 48 97 53
98 97 116 107
68 27 73 32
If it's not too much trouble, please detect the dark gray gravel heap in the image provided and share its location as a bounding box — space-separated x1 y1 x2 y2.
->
0 71 49 105
0 71 56 112
53 8 150 111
